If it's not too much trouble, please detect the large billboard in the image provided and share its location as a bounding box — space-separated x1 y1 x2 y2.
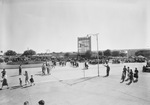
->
78 36 91 53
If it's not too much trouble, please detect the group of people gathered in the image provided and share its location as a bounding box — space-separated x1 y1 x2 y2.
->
70 60 79 68
120 66 139 85
0 65 35 90
42 62 53 75
19 65 35 87
59 61 66 66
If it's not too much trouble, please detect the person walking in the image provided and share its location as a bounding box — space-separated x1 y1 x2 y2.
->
0 75 9 90
125 67 130 81
120 66 127 83
19 78 23 87
126 69 133 85
42 63 46 75
24 71 29 85
19 65 22 75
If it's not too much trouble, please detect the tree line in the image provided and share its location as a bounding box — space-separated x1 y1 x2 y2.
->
4 49 36 56
2 49 150 59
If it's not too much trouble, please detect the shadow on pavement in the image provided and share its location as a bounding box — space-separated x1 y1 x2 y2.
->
23 85 32 88
10 75 20 77
35 73 43 76
35 73 51 76
10 84 33 90
10 85 22 90
61 76 98 86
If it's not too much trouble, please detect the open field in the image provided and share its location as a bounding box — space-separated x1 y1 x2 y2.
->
0 62 150 105
0 63 43 69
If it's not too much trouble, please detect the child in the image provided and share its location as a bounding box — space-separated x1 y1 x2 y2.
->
30 75 35 86
19 78 22 87
133 68 139 83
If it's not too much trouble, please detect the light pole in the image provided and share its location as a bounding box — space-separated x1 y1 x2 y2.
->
87 33 100 77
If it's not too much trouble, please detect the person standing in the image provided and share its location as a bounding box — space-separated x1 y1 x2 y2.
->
125 67 130 81
104 63 110 77
84 61 88 69
133 68 139 83
19 65 22 75
120 66 127 83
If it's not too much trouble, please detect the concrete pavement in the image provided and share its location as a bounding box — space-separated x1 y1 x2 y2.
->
0 62 150 105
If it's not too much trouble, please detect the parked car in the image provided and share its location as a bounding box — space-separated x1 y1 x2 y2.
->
142 60 150 72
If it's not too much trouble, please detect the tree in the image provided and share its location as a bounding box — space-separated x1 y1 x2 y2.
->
4 50 17 56
64 52 70 58
85 50 92 59
22 49 36 56
120 52 127 57
0 58 3 63
112 51 120 57
98 51 103 56
135 50 150 58
103 49 111 57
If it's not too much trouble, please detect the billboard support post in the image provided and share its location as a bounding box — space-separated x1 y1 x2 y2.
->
87 33 100 77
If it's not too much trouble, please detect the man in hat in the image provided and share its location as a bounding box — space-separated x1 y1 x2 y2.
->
104 63 110 77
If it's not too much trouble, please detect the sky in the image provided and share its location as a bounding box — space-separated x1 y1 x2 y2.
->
0 0 150 53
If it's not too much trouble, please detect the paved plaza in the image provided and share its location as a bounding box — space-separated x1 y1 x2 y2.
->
0 62 150 105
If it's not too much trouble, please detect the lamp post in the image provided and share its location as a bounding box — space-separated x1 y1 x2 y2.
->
87 33 100 77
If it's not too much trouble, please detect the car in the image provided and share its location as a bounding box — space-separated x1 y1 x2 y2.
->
142 60 150 72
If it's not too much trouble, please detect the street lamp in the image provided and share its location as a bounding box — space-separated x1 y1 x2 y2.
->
87 33 100 77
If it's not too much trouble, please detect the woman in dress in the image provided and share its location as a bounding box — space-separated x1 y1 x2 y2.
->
46 62 51 75
0 75 9 90
42 63 46 75
24 71 29 85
